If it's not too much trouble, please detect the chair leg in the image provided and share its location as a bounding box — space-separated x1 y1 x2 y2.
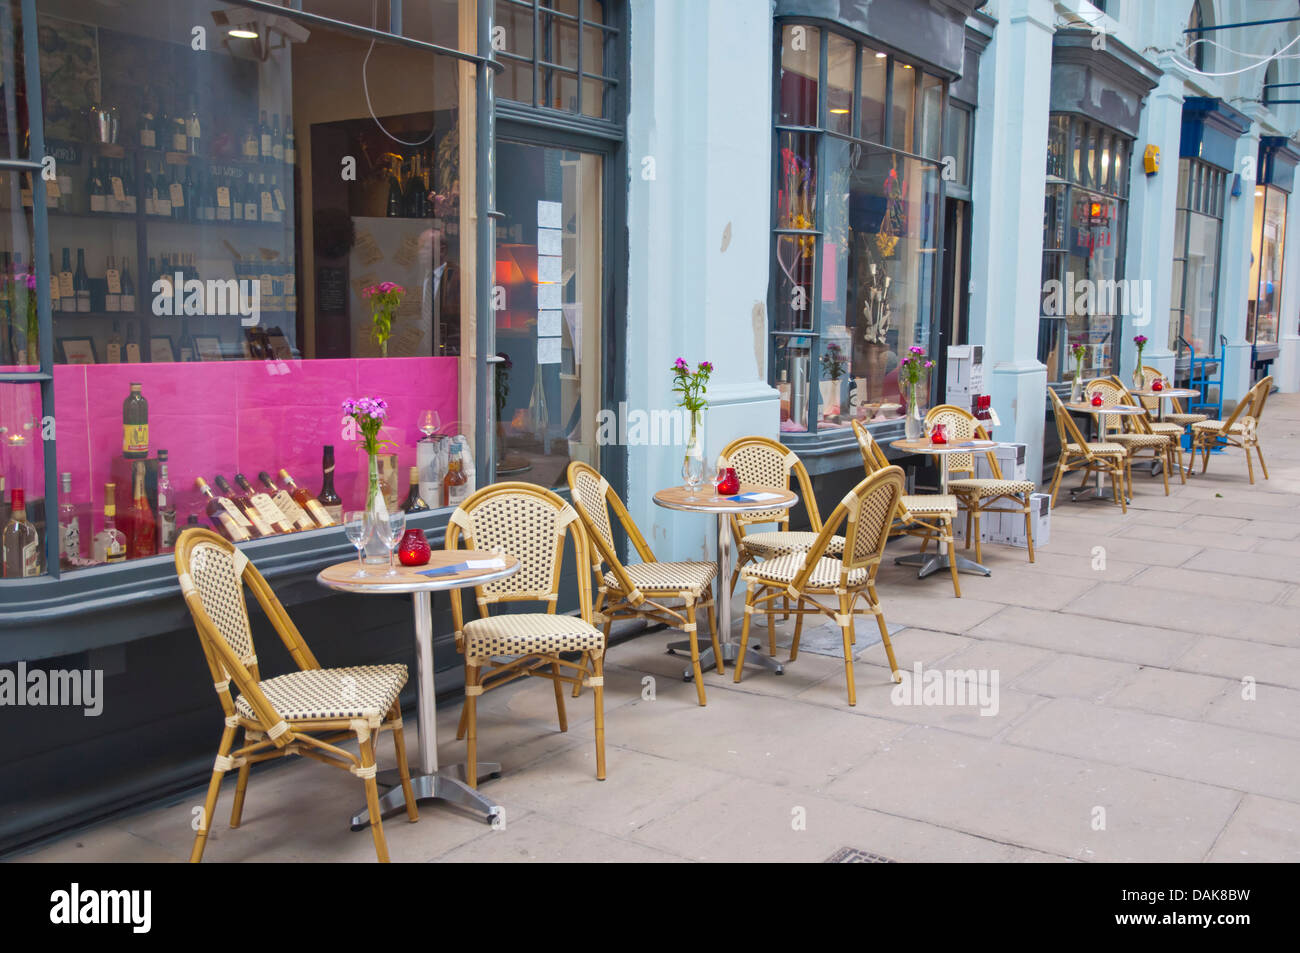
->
734 584 756 683
455 699 468 741
229 729 252 829
684 596 706 707
388 703 419 823
1159 448 1170 496
868 583 900 683
1175 442 1187 484
190 725 235 863
943 517 961 597
464 663 480 790
1023 501 1036 565
766 600 776 656
705 599 723 675
571 651 588 699
357 729 389 863
964 509 973 550
1245 443 1255 485
1257 445 1269 480
1048 461 1066 508
551 660 569 732
789 600 805 661
839 590 856 707
972 509 983 564
782 594 790 622
591 653 607 781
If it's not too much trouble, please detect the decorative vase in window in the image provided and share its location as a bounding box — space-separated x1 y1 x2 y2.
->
900 346 932 441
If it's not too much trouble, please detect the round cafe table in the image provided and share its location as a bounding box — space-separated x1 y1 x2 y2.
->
317 550 520 827
890 437 996 579
1128 387 1200 423
1064 401 1147 502
653 483 798 679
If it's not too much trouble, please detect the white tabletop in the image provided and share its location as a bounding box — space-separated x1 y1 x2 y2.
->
652 484 798 514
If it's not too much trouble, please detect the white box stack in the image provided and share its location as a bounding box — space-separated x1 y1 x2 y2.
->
974 441 1027 481
945 345 985 413
985 493 1051 549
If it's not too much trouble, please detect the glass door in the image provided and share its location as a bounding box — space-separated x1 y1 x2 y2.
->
491 139 603 489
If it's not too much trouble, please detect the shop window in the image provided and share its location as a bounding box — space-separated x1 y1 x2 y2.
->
1168 158 1225 370
1038 115 1132 383
1 0 479 578
942 102 971 189
495 0 618 120
770 23 946 439
1248 184 1287 349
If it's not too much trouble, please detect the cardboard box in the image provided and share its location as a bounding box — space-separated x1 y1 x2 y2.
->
945 344 985 401
974 442 1027 481
985 493 1051 549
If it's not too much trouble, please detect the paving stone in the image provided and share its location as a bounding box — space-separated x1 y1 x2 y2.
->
1206 795 1300 862
1108 667 1232 721
970 606 1198 666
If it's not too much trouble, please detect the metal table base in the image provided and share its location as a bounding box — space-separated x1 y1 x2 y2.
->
894 550 991 579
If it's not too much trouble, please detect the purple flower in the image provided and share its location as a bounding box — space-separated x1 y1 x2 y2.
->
698 361 713 373
908 346 925 356
342 398 357 415
923 360 934 369
1133 335 1148 346
900 357 911 366
673 357 688 370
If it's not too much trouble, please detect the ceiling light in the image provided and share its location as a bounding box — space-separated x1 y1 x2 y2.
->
1256 189 1265 196
229 28 259 39
874 52 886 59
829 108 850 114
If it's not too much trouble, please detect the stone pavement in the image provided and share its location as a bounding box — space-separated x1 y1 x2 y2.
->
14 396 1300 863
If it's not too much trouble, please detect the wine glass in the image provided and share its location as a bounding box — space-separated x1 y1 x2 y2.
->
682 452 703 500
418 410 441 438
377 509 407 575
343 511 372 577
701 457 718 498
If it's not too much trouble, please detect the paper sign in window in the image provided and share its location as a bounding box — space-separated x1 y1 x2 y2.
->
538 310 562 336
537 337 562 364
537 200 562 229
537 255 562 284
537 227 563 257
537 282 562 310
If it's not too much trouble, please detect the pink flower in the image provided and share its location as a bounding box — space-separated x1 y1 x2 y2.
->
673 358 688 370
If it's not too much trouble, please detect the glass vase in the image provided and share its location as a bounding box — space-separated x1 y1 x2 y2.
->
1132 364 1144 391
905 381 924 441
1070 372 1083 404
683 410 704 484
363 452 390 564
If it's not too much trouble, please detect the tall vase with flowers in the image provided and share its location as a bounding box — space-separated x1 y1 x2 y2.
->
1070 342 1089 403
363 282 406 358
671 358 712 495
1132 335 1148 390
343 396 397 563
899 346 933 441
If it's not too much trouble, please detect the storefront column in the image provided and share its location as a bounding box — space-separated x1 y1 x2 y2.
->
624 0 778 560
1122 71 1185 378
1274 184 1300 391
968 0 1053 483
1217 121 1262 405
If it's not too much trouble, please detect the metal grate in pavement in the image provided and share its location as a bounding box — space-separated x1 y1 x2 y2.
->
825 847 897 863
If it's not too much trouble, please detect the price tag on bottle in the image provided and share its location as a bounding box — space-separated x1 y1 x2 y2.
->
169 182 184 207
58 271 75 298
156 196 171 216
141 128 156 149
50 274 60 303
261 191 274 217
126 341 142 363
217 186 230 208
106 269 121 294
111 177 126 202
107 340 122 363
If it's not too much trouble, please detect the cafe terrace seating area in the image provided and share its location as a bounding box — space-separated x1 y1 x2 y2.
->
13 388 1300 864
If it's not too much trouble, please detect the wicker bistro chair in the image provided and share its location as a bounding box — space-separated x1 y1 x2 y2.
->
733 467 905 706
1046 388 1128 512
1191 375 1272 484
1088 377 1179 497
922 404 1038 565
1140 365 1208 427
852 420 962 597
446 482 608 786
567 461 721 705
174 528 417 864
720 435 846 651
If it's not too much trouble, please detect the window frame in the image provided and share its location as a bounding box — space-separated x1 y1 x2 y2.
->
769 20 950 444
495 0 620 121
1169 157 1226 373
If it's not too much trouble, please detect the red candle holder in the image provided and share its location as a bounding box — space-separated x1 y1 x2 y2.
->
397 528 432 566
717 467 740 496
1152 379 1163 391
1090 392 1104 407
930 423 948 444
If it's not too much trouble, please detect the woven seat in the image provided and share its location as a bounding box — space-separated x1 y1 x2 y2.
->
1108 432 1171 449
463 614 605 663
946 478 1037 498
569 462 721 705
900 493 958 515
235 664 407 722
739 531 846 558
601 559 716 596
1064 441 1126 455
853 420 962 596
175 530 416 863
925 405 1038 565
742 553 870 588
1191 377 1271 484
449 483 608 783
1147 421 1184 436
1166 412 1207 425
736 467 906 705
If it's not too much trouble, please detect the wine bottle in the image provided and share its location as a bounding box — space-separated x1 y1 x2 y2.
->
281 466 336 526
142 160 157 215
214 475 273 537
128 460 157 558
155 164 172 216
169 164 186 220
257 471 316 531
271 113 283 162
88 158 107 213
57 472 81 569
216 171 232 221
157 449 177 553
186 94 201 155
243 172 259 221
196 477 252 542
283 115 296 166
140 92 157 149
386 158 404 217
48 253 60 314
104 255 121 312
404 154 423 217
200 168 216 222
92 484 127 563
178 319 194 362
172 109 188 153
317 445 342 521
125 322 141 363
443 446 469 507
183 163 197 223
234 473 294 534
121 158 137 214
402 466 430 512
106 320 123 363
259 109 272 162
73 248 91 313
123 382 149 458
120 257 136 312
57 247 73 313
258 172 273 221
242 120 258 160
2 488 41 577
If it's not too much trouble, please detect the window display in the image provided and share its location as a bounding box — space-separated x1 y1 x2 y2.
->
1168 158 1225 368
771 24 945 437
0 0 478 579
1247 183 1287 351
